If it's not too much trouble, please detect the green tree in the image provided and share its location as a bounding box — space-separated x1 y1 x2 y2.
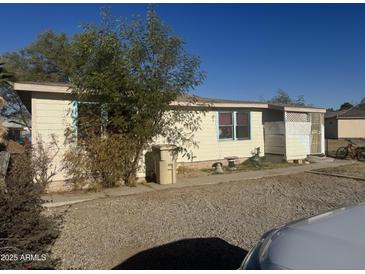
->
0 62 14 142
359 97 365 108
0 85 31 129
0 63 30 128
269 89 305 106
0 62 14 86
1 31 70 83
65 8 205 186
0 32 65 127
339 102 353 110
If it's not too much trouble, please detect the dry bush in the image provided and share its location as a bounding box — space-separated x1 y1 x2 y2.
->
32 135 60 187
63 134 141 190
0 151 60 269
0 136 61 269
0 96 7 145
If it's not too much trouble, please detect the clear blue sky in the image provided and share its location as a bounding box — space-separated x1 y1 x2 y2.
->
1 3 365 109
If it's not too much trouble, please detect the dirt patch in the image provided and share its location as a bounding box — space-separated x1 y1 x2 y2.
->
51 172 365 269
177 165 210 177
234 158 297 171
178 158 297 178
314 162 365 178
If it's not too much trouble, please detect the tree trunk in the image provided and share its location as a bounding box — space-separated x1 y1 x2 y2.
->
124 145 143 187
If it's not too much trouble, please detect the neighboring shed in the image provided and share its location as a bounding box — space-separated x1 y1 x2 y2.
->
325 107 365 139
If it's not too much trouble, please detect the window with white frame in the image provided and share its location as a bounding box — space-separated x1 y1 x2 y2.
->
218 111 250 140
218 112 234 139
236 112 250 139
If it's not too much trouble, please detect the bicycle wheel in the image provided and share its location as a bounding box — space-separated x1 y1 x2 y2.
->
357 148 365 161
336 147 348 159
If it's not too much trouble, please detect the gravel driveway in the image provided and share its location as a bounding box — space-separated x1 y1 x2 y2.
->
315 162 365 178
51 172 365 269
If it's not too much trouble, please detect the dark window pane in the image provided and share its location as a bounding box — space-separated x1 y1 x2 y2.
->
219 112 232 125
236 126 249 139
236 112 248 125
219 126 233 139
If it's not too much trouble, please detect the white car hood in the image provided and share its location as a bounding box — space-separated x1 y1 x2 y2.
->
260 204 365 269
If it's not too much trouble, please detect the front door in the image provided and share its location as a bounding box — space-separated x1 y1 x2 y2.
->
310 113 323 154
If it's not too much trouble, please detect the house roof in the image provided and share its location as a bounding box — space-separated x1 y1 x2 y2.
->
174 95 270 109
13 81 326 113
326 106 365 119
177 95 264 105
267 102 325 113
177 95 326 112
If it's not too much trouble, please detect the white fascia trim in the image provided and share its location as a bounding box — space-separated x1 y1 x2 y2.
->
14 82 72 94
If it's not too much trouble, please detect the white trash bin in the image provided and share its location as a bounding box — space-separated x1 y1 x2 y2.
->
152 144 178 185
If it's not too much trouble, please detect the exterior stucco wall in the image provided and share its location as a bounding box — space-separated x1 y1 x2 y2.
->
338 119 365 139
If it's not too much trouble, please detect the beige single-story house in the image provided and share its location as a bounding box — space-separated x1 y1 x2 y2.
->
325 107 365 139
14 82 326 191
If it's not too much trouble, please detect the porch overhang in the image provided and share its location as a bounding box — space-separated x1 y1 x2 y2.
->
267 104 326 113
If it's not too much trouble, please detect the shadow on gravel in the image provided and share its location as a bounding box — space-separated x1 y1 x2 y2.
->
113 237 247 270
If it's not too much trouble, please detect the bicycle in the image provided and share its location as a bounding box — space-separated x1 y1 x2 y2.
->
335 140 365 161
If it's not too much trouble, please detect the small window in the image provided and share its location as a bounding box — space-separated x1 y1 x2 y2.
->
236 112 250 139
218 112 233 139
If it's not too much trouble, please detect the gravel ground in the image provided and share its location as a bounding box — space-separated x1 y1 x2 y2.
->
315 162 365 178
50 172 365 269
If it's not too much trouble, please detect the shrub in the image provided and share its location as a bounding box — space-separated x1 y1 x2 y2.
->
0 151 60 269
32 135 60 187
63 133 141 190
